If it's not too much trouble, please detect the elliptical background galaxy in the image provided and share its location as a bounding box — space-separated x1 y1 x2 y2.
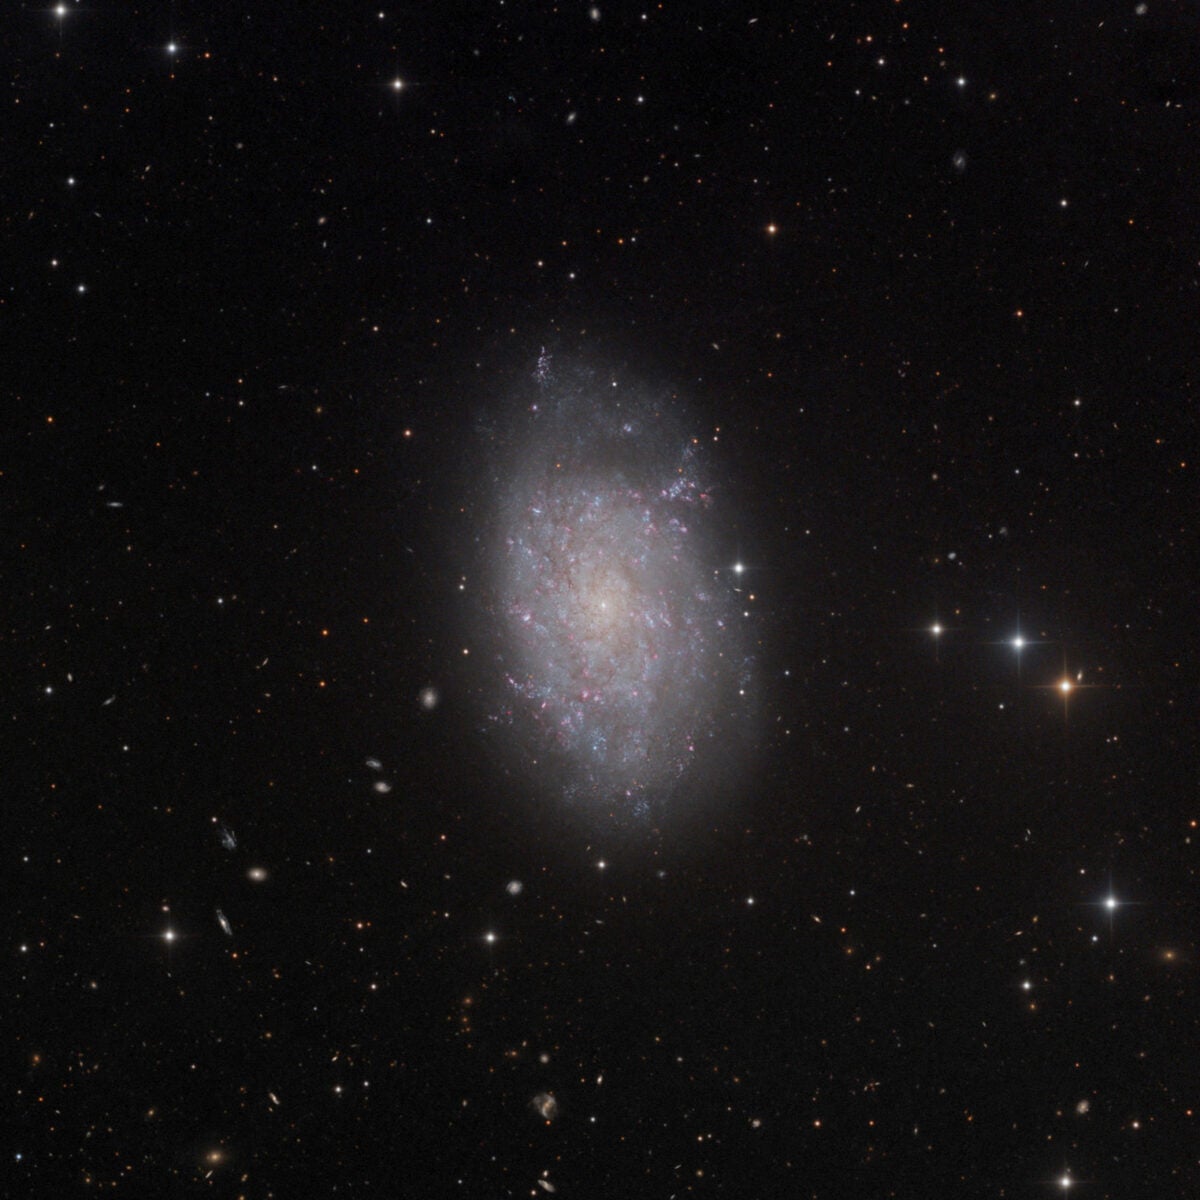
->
475 361 752 813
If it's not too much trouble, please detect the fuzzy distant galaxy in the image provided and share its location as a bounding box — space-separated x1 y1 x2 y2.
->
473 355 753 815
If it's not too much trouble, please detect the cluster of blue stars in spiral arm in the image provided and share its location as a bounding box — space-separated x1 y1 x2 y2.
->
481 355 753 815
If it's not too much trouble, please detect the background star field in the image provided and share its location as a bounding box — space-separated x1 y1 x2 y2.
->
9 2 1198 1196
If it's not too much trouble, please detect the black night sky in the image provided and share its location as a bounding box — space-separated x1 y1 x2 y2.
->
10 2 1199 1196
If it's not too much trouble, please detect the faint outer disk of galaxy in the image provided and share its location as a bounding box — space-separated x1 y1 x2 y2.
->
472 355 753 817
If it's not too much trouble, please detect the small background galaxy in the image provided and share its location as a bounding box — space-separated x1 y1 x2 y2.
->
9 3 1199 1198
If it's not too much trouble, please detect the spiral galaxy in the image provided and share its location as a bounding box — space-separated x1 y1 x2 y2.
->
480 360 750 814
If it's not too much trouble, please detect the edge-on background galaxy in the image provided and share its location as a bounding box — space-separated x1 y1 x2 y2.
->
468 354 754 818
